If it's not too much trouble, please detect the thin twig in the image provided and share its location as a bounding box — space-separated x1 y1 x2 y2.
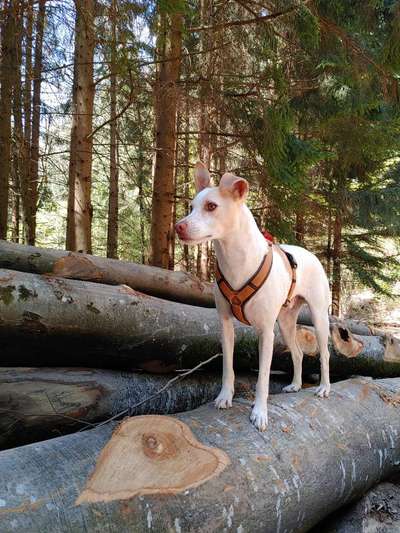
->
85 353 222 431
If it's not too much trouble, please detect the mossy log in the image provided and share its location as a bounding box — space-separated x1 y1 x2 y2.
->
0 240 377 335
0 268 399 376
0 368 289 450
1 378 400 532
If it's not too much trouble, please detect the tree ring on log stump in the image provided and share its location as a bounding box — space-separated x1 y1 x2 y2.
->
76 415 230 504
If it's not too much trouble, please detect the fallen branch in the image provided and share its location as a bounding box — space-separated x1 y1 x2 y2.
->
1 378 400 531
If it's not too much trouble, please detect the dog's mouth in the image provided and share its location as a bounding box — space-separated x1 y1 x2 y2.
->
179 235 213 244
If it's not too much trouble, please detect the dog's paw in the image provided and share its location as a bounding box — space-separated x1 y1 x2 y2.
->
283 383 302 393
250 405 268 432
214 388 233 409
315 384 330 398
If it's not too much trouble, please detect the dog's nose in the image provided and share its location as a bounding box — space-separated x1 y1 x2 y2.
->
175 221 187 237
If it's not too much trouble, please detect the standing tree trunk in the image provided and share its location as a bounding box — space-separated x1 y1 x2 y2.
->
0 0 17 239
106 0 118 259
332 208 342 316
26 0 45 245
149 5 182 269
295 207 305 244
196 0 212 281
21 0 33 243
66 0 95 253
11 3 24 244
326 200 332 281
183 93 191 271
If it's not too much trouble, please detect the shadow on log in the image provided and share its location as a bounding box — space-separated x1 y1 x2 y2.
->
0 269 399 377
0 368 288 450
0 378 400 531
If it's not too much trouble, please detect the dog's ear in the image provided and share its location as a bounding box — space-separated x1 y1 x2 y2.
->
219 172 249 201
194 161 211 192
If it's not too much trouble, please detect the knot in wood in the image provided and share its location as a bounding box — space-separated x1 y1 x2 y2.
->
142 432 176 460
144 434 163 454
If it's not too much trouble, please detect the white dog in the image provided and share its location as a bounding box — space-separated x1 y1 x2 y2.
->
175 162 331 431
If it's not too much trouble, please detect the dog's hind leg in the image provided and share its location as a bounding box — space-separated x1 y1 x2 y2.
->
307 301 331 398
278 296 305 393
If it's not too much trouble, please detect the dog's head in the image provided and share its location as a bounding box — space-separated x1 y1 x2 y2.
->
175 162 249 245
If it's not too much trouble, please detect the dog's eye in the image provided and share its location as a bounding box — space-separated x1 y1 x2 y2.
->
205 202 217 212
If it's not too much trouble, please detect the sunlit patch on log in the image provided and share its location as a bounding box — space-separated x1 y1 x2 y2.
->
76 415 230 504
53 253 104 282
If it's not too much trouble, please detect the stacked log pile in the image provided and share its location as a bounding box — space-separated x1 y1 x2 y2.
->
0 239 399 531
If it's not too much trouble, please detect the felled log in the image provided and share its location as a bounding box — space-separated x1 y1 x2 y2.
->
298 308 374 336
0 239 215 307
313 480 400 532
0 368 289 450
0 240 378 336
0 268 255 369
1 268 399 376
1 378 400 532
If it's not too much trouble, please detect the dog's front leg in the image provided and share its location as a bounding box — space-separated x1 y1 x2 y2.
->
215 315 235 409
250 327 274 431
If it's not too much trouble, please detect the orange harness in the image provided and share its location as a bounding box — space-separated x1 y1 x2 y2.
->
215 243 297 325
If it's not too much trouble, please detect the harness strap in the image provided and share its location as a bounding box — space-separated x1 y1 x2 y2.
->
275 246 297 307
216 243 273 325
216 243 297 324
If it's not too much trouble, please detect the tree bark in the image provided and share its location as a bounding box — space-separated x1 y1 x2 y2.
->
196 0 212 282
106 0 118 259
0 368 270 450
182 93 191 271
21 0 33 243
0 268 399 376
0 240 380 335
149 5 182 268
1 378 400 532
332 206 342 316
0 0 17 239
66 0 95 253
136 106 148 264
10 2 24 243
26 0 45 245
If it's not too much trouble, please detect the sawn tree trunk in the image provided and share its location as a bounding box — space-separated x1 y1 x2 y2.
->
0 367 278 450
0 378 400 532
0 268 399 376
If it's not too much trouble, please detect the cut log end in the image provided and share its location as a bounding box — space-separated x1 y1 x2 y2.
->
332 324 364 358
296 326 319 356
75 415 230 505
384 334 400 363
